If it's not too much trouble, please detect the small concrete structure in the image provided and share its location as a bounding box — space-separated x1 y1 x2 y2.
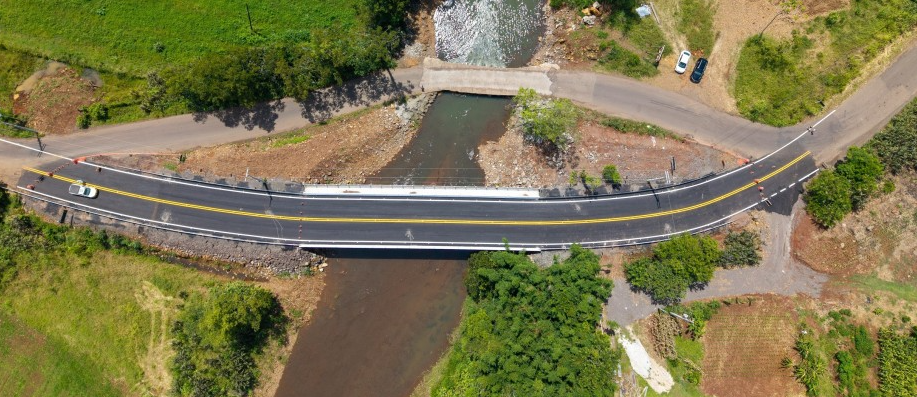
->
420 58 556 96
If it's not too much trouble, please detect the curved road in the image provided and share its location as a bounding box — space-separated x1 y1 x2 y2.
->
3 41 916 249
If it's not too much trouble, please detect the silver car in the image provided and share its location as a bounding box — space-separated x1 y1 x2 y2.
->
69 180 98 198
675 50 691 74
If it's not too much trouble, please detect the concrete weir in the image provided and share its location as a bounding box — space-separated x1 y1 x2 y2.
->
419 57 556 96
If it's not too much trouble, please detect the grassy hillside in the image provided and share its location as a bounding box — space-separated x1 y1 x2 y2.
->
0 192 225 395
734 0 917 126
0 0 359 75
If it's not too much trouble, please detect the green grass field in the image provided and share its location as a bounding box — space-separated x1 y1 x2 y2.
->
0 312 122 397
0 194 227 397
0 249 221 396
0 0 359 75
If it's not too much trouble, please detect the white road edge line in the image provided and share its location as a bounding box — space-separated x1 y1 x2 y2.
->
15 167 820 250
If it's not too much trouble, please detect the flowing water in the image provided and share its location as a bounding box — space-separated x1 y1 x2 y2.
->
435 0 546 67
276 1 546 396
369 93 511 186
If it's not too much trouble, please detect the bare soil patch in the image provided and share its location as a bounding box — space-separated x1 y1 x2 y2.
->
13 66 96 134
701 295 805 397
102 95 434 184
479 111 736 188
803 0 850 16
793 173 917 284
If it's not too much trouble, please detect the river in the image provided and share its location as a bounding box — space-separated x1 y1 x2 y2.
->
274 1 546 396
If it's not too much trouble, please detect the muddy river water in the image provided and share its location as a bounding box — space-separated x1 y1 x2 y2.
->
275 1 546 395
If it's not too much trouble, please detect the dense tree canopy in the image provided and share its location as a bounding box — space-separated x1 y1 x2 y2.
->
435 246 620 396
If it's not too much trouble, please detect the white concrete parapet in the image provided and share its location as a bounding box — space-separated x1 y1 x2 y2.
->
302 184 540 199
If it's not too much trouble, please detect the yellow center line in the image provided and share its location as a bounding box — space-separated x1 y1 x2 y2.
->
22 151 810 226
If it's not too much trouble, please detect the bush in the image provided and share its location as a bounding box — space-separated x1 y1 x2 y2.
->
513 88 579 150
602 165 622 186
720 230 761 268
835 146 884 210
171 282 287 397
625 234 721 303
805 170 852 228
867 97 917 173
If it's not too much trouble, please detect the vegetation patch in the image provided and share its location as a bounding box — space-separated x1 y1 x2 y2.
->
433 246 620 396
600 115 683 141
598 39 661 78
624 234 722 303
0 190 224 395
171 282 287 396
513 88 579 150
734 0 917 126
676 0 716 55
270 134 311 148
866 97 917 174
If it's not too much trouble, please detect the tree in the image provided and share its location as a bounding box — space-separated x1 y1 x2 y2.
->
513 88 579 150
602 165 622 186
720 231 761 268
360 0 409 31
624 234 722 303
804 170 852 228
835 146 883 210
434 246 620 396
171 282 287 397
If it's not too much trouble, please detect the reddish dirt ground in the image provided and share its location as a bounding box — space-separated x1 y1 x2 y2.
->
701 295 806 397
13 67 95 134
479 113 737 188
102 103 423 185
792 173 917 283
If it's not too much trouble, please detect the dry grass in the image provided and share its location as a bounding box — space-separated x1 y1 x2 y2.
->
701 295 805 397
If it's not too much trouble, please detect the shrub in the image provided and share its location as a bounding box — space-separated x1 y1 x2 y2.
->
513 88 579 150
835 146 883 210
720 230 761 268
625 234 721 303
804 170 852 228
76 113 91 129
602 165 622 186
171 282 287 397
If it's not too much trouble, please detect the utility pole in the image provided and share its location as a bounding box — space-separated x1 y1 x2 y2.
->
759 10 784 38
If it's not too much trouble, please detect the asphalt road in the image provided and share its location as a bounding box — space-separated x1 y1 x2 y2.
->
3 41 917 249
17 137 815 250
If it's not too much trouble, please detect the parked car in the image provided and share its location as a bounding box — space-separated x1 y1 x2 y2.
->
69 180 98 198
690 58 709 83
675 50 691 74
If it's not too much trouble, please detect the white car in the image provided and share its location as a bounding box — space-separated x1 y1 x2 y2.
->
69 180 98 198
675 50 691 74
